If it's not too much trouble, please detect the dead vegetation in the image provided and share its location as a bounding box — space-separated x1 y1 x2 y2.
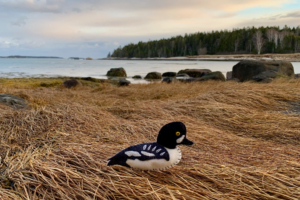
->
0 78 300 199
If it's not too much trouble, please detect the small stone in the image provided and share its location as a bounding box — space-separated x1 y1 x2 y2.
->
118 79 130 86
61 79 82 88
0 94 27 109
162 77 175 83
132 75 142 79
226 71 233 80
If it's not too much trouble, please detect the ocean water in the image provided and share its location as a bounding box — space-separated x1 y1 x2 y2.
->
0 59 299 83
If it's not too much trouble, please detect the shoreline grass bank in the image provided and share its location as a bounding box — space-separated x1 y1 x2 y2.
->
0 78 300 199
103 53 300 62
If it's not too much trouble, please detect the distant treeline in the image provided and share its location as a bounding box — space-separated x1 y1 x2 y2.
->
0 56 62 59
110 26 300 58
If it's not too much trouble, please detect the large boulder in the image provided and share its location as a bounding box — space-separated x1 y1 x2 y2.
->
177 69 212 78
198 71 226 82
162 72 177 77
106 68 127 77
61 79 82 88
144 72 162 79
232 60 294 82
0 94 27 109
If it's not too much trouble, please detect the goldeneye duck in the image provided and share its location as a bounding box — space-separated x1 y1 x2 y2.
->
107 121 193 170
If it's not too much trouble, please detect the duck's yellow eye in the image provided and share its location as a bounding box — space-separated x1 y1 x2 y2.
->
176 132 181 136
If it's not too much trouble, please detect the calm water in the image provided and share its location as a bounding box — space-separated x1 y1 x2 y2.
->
1 59 300 83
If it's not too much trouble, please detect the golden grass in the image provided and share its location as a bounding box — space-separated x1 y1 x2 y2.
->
0 78 106 89
0 79 300 199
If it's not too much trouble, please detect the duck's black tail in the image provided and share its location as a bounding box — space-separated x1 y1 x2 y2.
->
107 158 117 166
107 154 130 167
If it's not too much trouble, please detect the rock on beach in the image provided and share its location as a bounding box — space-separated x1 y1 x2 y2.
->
233 60 294 82
118 79 131 86
0 94 27 109
177 69 212 78
61 79 82 88
145 72 162 79
162 72 177 77
132 75 142 79
198 71 226 81
106 68 127 77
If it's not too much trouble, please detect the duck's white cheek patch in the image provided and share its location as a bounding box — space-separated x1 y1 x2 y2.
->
125 151 141 157
176 135 185 143
141 151 155 157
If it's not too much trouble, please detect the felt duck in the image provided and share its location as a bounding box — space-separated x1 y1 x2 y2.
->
107 121 193 170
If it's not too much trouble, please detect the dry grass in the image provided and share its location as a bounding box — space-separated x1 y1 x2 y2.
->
0 78 300 199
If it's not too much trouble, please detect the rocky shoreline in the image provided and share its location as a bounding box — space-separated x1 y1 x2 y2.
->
101 59 296 86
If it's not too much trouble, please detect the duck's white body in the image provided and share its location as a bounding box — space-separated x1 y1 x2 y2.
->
126 147 182 170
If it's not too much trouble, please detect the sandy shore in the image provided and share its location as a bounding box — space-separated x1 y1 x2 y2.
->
104 53 300 62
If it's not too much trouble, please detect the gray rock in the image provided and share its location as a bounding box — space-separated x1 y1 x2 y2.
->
251 70 277 82
132 75 142 79
118 79 130 86
81 77 100 82
162 77 175 83
177 77 196 82
226 71 233 80
198 71 226 82
144 72 162 79
162 72 177 77
0 94 27 109
176 73 190 77
106 68 127 77
177 69 212 78
233 60 294 82
61 79 82 88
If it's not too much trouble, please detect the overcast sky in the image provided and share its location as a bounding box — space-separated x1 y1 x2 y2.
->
0 0 300 58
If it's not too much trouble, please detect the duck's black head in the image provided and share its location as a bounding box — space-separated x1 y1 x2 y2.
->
157 121 193 149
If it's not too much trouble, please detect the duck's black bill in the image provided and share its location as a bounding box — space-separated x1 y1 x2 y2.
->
181 138 193 145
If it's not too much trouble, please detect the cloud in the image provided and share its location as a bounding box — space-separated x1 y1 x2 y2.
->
281 11 300 18
11 16 27 26
72 8 81 13
214 12 237 18
0 0 63 13
0 0 291 14
260 9 300 21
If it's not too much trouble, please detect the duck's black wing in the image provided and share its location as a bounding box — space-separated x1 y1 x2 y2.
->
107 142 169 167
